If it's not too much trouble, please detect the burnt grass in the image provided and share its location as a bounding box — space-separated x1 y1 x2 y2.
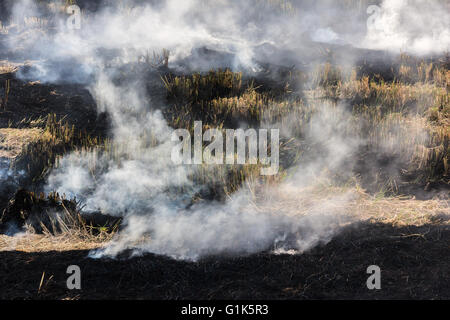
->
0 71 109 134
0 48 449 299
0 221 448 300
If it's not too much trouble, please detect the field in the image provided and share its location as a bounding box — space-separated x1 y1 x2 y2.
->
0 0 448 300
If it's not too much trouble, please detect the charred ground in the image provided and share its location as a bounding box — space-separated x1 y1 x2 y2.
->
1 221 448 299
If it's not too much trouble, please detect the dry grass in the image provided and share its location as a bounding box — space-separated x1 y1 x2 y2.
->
163 62 448 191
0 189 117 252
0 233 108 252
0 128 42 158
252 182 450 224
0 185 447 254
355 195 449 227
11 114 107 184
0 61 20 74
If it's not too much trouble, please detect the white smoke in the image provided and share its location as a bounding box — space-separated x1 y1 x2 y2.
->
0 159 10 181
7 0 449 83
90 187 357 260
47 70 195 216
3 0 448 260
89 102 361 260
363 0 450 55
48 93 362 261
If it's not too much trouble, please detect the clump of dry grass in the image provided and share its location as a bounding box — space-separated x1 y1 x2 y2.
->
12 114 108 184
0 78 11 110
0 62 19 74
162 69 244 103
0 127 42 159
355 194 450 227
166 86 299 130
0 189 118 248
301 59 449 188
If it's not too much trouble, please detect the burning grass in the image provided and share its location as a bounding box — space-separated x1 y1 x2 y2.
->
0 189 120 235
162 65 448 195
0 0 448 300
0 185 447 254
0 61 447 242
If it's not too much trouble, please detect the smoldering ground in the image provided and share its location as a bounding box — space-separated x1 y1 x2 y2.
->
1 0 449 261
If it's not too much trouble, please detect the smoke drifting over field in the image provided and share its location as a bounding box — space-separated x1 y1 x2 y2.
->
3 0 449 260
7 0 450 81
363 0 450 54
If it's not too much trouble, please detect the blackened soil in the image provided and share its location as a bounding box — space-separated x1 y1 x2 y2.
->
0 72 109 135
1 221 448 300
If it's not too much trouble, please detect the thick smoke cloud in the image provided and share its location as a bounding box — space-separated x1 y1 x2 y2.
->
363 0 450 55
5 0 449 82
